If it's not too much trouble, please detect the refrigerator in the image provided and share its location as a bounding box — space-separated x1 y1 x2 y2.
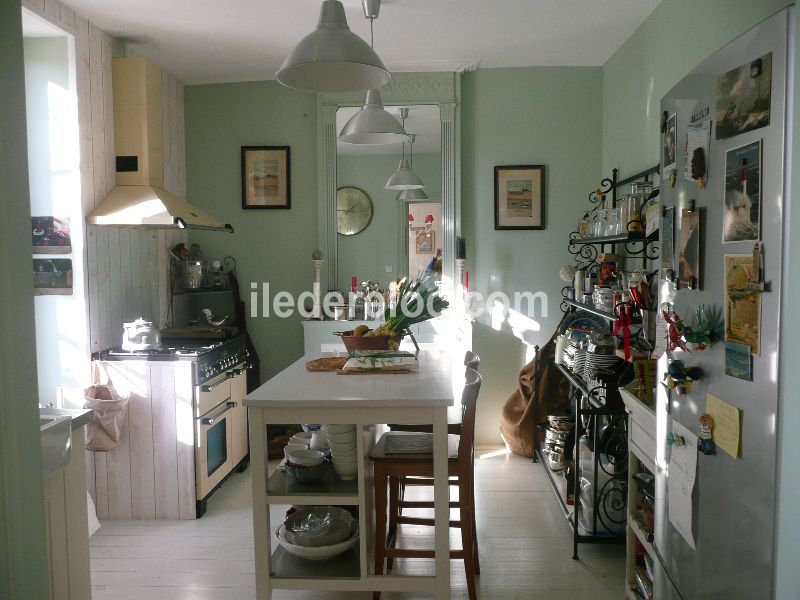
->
654 7 792 599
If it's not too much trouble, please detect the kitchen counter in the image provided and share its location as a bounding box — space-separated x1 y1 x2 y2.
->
40 407 94 430
244 349 457 599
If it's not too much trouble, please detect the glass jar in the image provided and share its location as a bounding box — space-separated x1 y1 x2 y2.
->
623 182 652 233
182 261 203 289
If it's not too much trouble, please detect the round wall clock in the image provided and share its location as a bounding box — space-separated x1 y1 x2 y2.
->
337 186 373 235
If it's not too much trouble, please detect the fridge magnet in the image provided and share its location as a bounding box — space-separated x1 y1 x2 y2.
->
661 207 675 276
685 120 711 183
725 341 753 381
723 140 761 243
724 254 762 355
494 165 545 230
697 414 716 455
663 359 703 396
662 113 677 182
241 146 291 209
33 258 72 295
32 217 71 254
715 52 772 140
678 208 701 288
705 393 743 459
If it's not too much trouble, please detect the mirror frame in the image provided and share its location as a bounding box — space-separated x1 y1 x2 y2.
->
316 72 461 298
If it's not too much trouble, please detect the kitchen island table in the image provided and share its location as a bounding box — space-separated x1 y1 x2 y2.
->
244 349 457 599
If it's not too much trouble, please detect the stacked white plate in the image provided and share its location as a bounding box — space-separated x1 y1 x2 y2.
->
323 424 358 480
584 354 621 381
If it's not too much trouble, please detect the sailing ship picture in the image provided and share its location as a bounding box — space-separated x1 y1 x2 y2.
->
715 52 772 140
724 140 761 242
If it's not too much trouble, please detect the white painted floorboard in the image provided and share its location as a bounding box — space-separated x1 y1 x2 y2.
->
90 450 625 599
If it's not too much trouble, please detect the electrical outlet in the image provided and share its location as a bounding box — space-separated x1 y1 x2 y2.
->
385 265 393 273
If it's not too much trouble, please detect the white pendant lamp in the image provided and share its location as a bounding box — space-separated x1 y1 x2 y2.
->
385 117 425 191
276 0 391 93
338 1 405 144
396 188 429 201
339 91 407 144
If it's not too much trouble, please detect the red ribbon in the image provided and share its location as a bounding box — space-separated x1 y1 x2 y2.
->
614 304 633 360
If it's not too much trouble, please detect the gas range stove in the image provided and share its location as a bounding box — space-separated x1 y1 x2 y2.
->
99 336 249 384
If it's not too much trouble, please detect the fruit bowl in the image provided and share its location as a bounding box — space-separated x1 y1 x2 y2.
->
336 330 396 353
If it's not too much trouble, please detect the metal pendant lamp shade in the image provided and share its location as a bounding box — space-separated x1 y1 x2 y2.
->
276 0 391 93
396 188 429 201
339 90 407 144
385 159 424 190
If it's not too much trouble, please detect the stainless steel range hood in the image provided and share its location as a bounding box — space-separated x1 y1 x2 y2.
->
87 57 232 232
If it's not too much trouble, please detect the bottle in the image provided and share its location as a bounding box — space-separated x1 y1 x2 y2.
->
348 276 358 320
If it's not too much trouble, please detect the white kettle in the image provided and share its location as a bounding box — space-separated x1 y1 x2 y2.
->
122 318 161 351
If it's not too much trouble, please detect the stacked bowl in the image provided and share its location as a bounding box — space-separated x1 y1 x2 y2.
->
323 424 358 480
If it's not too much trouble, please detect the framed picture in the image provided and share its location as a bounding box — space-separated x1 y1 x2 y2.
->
32 217 71 254
494 165 545 230
416 230 435 254
241 146 291 209
33 258 72 295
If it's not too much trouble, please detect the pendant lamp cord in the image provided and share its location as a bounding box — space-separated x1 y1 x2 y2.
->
369 17 375 49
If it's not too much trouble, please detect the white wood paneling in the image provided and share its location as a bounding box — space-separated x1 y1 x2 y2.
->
93 361 196 521
26 0 188 352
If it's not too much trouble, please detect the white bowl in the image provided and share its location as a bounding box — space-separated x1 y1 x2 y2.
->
276 524 359 560
323 424 356 434
332 460 358 480
287 449 326 467
327 431 357 444
331 446 357 458
329 440 356 452
331 454 358 466
290 432 312 445
284 443 308 459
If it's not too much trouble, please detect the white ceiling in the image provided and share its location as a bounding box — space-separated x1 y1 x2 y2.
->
60 0 661 85
337 104 440 155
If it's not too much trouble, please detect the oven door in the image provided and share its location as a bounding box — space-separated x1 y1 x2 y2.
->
195 397 235 500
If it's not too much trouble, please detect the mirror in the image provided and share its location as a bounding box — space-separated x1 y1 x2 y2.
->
335 104 442 292
315 72 460 300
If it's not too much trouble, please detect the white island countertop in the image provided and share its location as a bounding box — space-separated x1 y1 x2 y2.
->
244 349 455 409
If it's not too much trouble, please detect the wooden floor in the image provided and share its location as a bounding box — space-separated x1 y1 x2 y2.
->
90 449 625 599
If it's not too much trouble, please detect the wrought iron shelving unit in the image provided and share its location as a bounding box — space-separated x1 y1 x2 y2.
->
537 166 664 559
534 364 629 559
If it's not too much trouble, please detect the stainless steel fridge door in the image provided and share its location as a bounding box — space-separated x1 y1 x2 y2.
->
655 7 791 599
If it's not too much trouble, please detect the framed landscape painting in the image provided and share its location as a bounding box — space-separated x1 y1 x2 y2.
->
241 146 291 209
494 165 545 230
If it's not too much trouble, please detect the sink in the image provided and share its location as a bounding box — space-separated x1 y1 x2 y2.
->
39 413 72 478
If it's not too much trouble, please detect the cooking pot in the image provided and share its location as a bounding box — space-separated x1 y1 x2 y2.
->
122 318 161 351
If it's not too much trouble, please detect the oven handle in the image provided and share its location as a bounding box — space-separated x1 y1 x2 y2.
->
231 363 252 377
201 373 233 393
201 401 237 425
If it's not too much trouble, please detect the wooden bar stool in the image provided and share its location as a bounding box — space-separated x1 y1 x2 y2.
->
370 368 482 600
387 350 480 435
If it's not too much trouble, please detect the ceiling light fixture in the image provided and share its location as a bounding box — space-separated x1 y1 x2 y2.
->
386 112 425 191
397 188 429 202
276 0 391 93
338 1 406 144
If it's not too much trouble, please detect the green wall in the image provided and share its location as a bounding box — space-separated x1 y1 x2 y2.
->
461 67 604 443
602 0 790 176
185 80 318 381
336 151 440 291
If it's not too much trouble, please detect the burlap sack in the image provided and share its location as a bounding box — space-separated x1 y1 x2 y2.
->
84 377 129 452
500 321 571 457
